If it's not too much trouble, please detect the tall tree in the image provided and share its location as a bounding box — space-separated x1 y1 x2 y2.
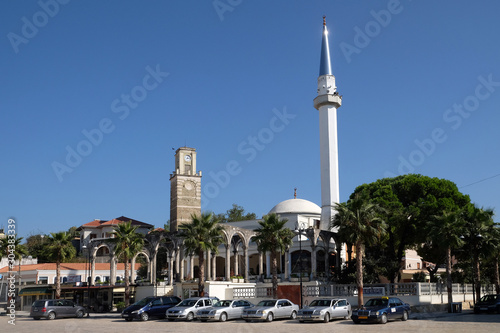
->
46 232 77 299
463 205 495 302
179 212 223 296
331 194 387 308
428 210 465 311
253 213 294 299
353 174 470 282
0 235 29 288
109 221 144 306
482 224 500 294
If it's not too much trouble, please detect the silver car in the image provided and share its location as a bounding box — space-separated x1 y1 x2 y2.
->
197 299 253 322
166 297 218 321
241 299 299 322
297 298 351 323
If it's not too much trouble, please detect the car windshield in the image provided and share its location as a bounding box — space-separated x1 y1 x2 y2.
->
133 297 155 307
365 299 388 307
178 300 197 307
309 300 332 307
214 300 232 307
257 300 277 307
480 295 499 302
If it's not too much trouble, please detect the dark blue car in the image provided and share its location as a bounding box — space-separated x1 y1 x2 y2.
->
121 296 181 321
351 297 410 324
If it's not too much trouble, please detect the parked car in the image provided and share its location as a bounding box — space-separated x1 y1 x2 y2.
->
474 294 500 314
297 298 351 323
166 297 218 321
121 296 181 321
197 299 253 322
30 299 86 320
241 299 299 322
351 297 410 324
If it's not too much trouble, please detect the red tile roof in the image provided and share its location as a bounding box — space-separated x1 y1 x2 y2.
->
78 216 154 229
0 262 141 273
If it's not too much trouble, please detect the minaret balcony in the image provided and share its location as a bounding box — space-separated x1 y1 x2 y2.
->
313 94 342 110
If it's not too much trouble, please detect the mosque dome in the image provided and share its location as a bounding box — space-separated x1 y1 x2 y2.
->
269 198 321 215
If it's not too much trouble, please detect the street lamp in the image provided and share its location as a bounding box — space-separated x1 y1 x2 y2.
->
82 244 91 317
294 222 307 309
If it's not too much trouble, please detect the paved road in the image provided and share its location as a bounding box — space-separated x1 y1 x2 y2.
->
3 311 500 333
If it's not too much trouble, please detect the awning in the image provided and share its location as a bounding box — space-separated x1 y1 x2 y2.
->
19 287 52 296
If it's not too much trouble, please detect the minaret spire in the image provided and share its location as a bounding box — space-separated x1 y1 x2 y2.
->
313 17 342 231
319 16 332 76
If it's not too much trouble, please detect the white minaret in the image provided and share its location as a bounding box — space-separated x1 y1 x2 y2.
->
313 17 342 230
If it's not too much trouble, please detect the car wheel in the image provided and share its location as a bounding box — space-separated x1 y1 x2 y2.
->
186 312 194 321
290 310 297 320
140 312 149 321
323 312 330 323
219 312 227 322
76 310 84 318
266 312 273 322
379 313 388 324
125 318 133 321
352 319 360 324
402 310 408 321
48 312 56 320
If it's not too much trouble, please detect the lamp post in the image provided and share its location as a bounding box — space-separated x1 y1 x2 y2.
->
82 244 91 317
294 223 307 309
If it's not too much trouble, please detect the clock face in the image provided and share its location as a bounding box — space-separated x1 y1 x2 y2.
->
184 155 191 162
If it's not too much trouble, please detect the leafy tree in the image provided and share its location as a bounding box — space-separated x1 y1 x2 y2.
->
216 204 257 223
331 194 387 308
353 174 470 282
179 213 224 296
253 213 295 299
25 234 50 262
109 221 145 306
46 232 77 298
428 210 465 311
479 222 500 294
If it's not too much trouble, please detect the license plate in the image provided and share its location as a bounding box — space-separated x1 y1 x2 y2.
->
480 308 488 311
359 316 368 319
122 314 128 317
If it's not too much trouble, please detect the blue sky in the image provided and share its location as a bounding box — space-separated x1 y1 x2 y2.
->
2 0 500 239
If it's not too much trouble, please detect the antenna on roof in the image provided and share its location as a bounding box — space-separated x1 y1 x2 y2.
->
294 187 297 199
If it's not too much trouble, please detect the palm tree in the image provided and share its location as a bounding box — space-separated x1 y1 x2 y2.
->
464 205 495 302
480 222 500 294
331 194 387 308
0 235 29 287
429 210 465 311
109 220 145 306
179 212 223 296
46 232 77 299
253 213 295 299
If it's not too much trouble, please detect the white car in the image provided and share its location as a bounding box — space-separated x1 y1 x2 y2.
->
166 297 218 321
241 299 299 322
197 299 253 322
297 298 351 323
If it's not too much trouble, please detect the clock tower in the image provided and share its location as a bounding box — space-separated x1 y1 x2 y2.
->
170 147 202 232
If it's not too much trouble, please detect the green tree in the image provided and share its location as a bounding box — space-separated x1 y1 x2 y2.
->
253 213 294 299
331 194 387 308
477 221 500 294
216 204 257 223
46 232 77 298
1 235 29 289
179 213 224 296
109 221 145 306
428 210 465 311
353 174 470 282
25 234 50 262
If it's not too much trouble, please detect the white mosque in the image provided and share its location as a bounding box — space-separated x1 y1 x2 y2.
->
74 17 348 293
